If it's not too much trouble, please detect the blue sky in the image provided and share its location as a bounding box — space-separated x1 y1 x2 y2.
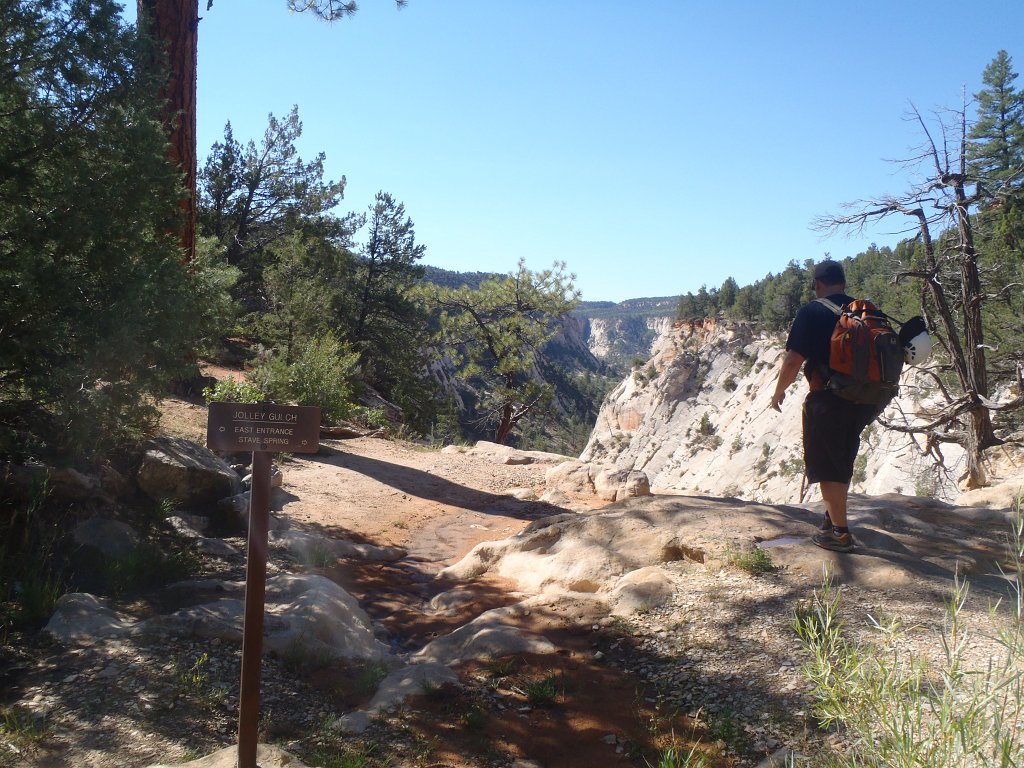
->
125 1 1023 303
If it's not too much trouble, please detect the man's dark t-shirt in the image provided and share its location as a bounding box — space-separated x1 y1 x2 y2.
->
785 292 853 386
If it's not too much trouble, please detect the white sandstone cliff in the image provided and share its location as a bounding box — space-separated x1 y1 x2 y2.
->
581 318 978 504
584 316 674 360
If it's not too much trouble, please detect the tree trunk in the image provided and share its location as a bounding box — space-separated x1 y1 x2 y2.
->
137 0 198 263
963 407 990 489
494 406 513 445
952 174 998 459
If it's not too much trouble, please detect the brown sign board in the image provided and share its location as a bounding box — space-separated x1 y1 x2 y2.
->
207 402 321 453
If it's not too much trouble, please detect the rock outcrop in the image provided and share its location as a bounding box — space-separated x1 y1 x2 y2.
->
579 318 1019 505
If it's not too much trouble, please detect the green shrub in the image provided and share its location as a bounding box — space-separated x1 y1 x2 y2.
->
189 237 241 357
0 706 50 748
100 543 200 599
0 482 69 631
252 333 358 424
650 743 709 768
351 406 389 430
779 456 805 479
698 413 716 436
753 443 771 475
520 673 567 707
851 454 868 485
202 379 265 404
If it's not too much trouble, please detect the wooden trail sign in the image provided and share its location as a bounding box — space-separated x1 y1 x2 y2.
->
206 402 320 768
206 402 321 454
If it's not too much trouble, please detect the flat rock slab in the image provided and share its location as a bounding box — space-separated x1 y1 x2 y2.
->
443 491 1016 598
145 744 306 768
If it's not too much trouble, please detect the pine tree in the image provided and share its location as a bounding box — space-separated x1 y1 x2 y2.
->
349 192 432 418
2 0 201 462
968 51 1024 187
426 260 580 444
135 0 407 263
198 107 351 309
968 51 1024 255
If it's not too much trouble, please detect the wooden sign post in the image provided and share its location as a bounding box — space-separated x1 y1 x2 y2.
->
207 402 320 768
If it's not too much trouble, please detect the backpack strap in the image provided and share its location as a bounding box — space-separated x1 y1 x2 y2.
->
811 297 844 389
814 297 844 315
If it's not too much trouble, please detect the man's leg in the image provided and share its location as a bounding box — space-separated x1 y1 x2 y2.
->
814 479 854 551
819 481 849 527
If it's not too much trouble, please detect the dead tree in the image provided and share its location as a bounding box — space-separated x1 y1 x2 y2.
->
816 103 1023 488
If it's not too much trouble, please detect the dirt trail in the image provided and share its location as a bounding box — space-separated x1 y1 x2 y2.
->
277 437 563 565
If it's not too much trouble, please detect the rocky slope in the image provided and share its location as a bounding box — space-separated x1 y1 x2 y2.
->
581 318 1023 506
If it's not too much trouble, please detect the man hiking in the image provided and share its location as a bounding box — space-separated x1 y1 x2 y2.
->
769 260 878 552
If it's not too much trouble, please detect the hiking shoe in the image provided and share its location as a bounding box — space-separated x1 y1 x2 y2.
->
812 528 854 552
819 513 833 532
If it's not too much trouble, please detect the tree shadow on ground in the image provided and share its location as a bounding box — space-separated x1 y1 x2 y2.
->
304 444 569 520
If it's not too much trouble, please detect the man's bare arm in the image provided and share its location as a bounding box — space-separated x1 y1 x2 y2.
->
770 350 805 412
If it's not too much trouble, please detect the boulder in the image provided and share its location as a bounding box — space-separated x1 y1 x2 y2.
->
0 462 108 502
241 463 283 489
607 566 676 616
45 593 132 644
412 602 556 666
269 529 405 564
427 588 481 616
440 507 677 594
508 486 539 501
462 441 575 466
167 517 239 559
545 460 596 496
138 573 391 663
593 467 651 501
136 436 241 507
73 518 141 560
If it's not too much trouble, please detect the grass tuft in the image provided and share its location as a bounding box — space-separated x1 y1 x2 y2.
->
794 500 1024 767
728 546 775 576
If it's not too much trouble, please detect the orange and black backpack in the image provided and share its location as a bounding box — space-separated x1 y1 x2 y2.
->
815 298 904 408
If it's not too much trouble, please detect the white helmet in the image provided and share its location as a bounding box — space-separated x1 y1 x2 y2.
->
904 330 932 366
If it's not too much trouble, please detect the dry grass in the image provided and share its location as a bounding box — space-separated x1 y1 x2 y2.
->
156 397 208 443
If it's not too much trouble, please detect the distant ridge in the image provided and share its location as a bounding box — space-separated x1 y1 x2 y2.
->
575 296 679 319
423 265 679 320
421 265 498 291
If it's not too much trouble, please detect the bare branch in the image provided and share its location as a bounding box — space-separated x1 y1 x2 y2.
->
909 102 945 178
978 364 1024 412
983 282 1024 302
